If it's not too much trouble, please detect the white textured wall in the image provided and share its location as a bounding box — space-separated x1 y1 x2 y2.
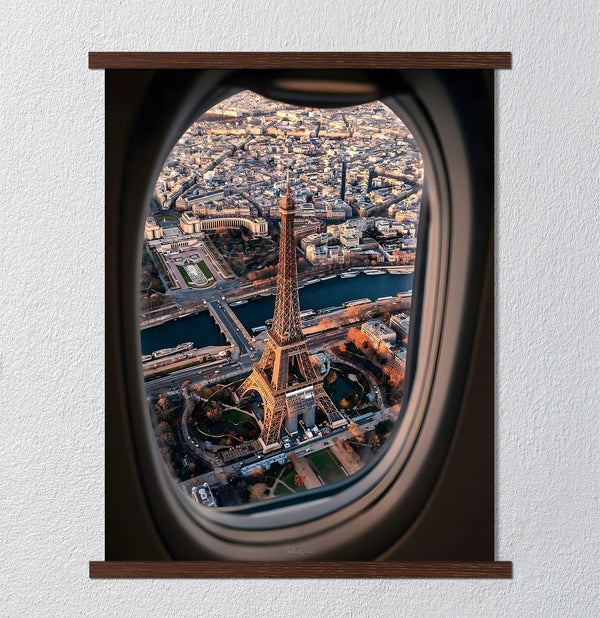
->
1 1 598 616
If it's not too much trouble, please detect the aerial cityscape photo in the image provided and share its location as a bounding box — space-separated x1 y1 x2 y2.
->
140 91 422 509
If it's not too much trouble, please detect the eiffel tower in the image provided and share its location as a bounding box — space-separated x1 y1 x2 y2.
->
239 182 346 453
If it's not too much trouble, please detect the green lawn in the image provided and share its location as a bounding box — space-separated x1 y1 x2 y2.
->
308 450 346 484
177 262 214 288
196 260 213 279
177 265 192 283
223 408 259 429
281 468 307 492
189 408 259 443
274 483 292 497
155 214 178 222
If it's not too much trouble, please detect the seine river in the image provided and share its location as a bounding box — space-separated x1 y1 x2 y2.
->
140 272 413 355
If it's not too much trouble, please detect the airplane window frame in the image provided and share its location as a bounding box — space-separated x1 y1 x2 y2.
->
101 59 503 566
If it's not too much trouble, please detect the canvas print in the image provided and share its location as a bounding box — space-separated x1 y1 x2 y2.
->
140 91 422 508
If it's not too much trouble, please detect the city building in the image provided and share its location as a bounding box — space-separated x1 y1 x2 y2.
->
180 211 203 233
390 313 410 337
194 216 268 235
191 483 217 507
144 217 163 240
339 223 362 247
361 320 397 351
180 212 268 236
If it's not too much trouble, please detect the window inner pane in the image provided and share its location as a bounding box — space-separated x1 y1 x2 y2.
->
140 91 423 509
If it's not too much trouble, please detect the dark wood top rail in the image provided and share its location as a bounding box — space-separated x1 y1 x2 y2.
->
89 52 511 70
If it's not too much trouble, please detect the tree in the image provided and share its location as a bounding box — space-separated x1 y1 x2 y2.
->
162 431 176 448
371 435 381 450
155 396 175 422
384 364 405 389
248 482 267 502
297 257 309 271
345 305 366 321
294 474 305 488
337 342 347 354
347 327 370 350
248 467 264 484
318 317 336 331
340 394 358 409
348 421 366 443
195 384 215 399
375 419 393 436
205 402 223 422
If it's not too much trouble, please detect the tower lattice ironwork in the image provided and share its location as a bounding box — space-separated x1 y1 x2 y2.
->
238 182 345 452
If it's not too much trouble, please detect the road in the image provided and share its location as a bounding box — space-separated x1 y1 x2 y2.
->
206 299 258 358
193 405 388 490
146 308 397 495
145 318 373 397
144 357 239 396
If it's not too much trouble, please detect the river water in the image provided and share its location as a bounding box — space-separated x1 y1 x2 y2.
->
140 272 413 354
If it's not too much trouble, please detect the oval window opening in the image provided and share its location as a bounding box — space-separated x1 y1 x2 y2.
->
139 90 423 511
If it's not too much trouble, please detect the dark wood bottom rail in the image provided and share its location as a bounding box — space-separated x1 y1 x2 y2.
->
90 561 512 579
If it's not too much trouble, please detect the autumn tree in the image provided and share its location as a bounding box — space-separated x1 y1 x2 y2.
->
318 317 336 331
248 483 265 502
371 435 381 451
348 421 366 444
340 394 358 409
384 364 405 389
157 420 171 434
192 384 214 398
155 396 175 422
344 305 366 321
248 467 264 485
204 401 223 423
325 370 338 385
294 474 305 488
392 249 403 263
347 327 370 350
160 426 176 448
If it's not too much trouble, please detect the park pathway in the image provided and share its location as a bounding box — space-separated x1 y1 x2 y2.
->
289 453 322 490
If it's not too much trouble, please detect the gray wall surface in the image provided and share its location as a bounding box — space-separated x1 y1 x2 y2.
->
1 1 598 616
